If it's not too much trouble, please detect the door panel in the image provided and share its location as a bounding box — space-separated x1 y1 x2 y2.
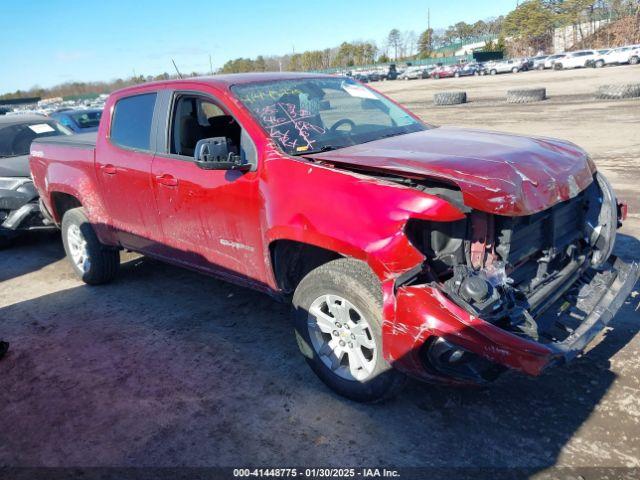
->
96 145 163 252
95 91 164 252
150 156 267 283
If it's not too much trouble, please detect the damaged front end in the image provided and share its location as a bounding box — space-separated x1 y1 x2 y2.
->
388 172 639 384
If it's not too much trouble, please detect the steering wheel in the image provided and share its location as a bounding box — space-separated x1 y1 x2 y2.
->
329 118 356 134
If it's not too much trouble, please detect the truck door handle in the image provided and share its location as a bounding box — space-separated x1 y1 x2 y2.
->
156 174 178 187
102 164 117 175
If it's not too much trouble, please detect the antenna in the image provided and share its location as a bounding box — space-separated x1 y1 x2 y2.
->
171 58 183 79
209 54 213 75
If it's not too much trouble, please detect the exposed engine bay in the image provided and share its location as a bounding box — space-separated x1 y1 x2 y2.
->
396 171 634 381
407 173 619 342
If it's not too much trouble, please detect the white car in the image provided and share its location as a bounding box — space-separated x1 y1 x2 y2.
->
592 45 640 67
553 50 597 69
531 55 548 69
398 66 427 80
543 54 566 69
485 59 521 74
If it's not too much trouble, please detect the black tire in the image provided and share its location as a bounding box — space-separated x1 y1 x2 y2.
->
61 207 119 285
630 56 639 65
433 91 467 106
595 83 640 100
554 62 563 70
506 87 547 103
595 60 605 68
292 258 406 403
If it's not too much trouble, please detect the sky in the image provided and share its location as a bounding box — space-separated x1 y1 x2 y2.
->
0 0 517 94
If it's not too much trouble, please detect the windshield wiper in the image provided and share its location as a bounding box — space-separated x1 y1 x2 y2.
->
292 145 340 156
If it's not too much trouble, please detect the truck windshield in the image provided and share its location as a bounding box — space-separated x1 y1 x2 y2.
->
232 77 426 155
0 121 70 157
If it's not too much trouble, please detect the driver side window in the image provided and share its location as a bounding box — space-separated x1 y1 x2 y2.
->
170 95 243 158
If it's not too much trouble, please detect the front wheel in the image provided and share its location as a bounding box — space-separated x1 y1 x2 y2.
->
511 67 519 73
61 207 119 285
292 258 406 402
596 60 605 68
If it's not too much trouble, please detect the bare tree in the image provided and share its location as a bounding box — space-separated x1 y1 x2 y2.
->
387 29 403 60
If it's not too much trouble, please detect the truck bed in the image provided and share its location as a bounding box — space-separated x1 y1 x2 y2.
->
32 132 97 148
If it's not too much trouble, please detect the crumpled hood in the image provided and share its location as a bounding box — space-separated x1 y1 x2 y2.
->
0 154 30 177
307 127 596 216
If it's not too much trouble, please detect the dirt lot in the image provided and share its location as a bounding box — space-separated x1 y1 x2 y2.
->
1 65 639 473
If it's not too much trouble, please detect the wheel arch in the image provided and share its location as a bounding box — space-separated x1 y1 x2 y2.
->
49 191 82 224
269 238 347 294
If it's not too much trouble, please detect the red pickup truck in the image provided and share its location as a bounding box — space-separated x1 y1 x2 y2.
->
29 73 638 402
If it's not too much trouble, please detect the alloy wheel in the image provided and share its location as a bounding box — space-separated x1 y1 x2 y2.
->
307 294 377 382
67 224 91 273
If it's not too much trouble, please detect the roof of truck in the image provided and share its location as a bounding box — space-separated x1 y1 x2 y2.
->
112 72 339 97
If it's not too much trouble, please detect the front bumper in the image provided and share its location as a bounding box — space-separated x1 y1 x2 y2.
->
387 256 639 383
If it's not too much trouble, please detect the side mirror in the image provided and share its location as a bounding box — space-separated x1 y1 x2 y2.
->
194 137 250 171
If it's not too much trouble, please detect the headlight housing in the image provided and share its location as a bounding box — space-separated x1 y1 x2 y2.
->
590 172 617 268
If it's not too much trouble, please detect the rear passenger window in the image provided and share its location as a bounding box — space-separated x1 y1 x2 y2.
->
110 93 157 150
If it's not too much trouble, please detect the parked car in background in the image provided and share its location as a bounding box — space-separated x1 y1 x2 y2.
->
353 73 369 83
531 55 548 69
365 71 381 82
381 64 398 81
543 54 566 69
398 66 429 80
453 63 481 77
590 45 640 67
514 57 533 71
431 64 457 79
50 109 103 133
553 50 597 69
0 115 71 247
586 49 611 67
485 59 521 75
29 73 638 402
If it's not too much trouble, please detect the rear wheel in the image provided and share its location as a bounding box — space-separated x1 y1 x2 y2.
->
596 60 605 68
292 258 406 402
511 67 519 73
61 207 119 285
630 56 639 65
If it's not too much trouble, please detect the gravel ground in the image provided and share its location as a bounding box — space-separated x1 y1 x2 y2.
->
1 64 639 473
